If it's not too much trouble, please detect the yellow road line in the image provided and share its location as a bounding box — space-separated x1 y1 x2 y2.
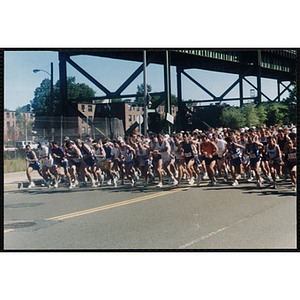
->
4 187 190 233
46 187 190 221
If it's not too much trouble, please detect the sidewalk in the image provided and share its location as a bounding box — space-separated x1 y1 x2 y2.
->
4 171 44 191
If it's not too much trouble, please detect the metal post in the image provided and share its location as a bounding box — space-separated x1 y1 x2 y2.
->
277 79 281 102
176 66 183 131
239 74 244 107
143 51 148 136
164 50 171 134
59 52 68 142
50 62 54 140
257 50 262 105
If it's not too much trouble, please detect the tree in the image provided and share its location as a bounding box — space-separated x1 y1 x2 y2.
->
240 103 266 128
281 81 296 124
220 106 245 129
31 76 96 117
15 107 34 138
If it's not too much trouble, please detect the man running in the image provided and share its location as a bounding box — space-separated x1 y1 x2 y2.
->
225 136 245 186
25 145 44 188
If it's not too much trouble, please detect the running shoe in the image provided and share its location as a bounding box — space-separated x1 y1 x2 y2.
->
80 182 87 188
74 180 79 187
175 170 179 178
173 179 178 186
256 181 261 188
232 180 238 186
236 174 241 180
69 183 74 189
197 178 201 186
107 179 112 185
292 185 297 192
207 181 214 186
168 177 173 184
202 173 209 180
54 181 59 188
175 183 181 188
113 176 118 188
92 180 97 188
144 182 148 187
189 178 195 185
100 175 104 185
28 182 35 188
157 182 163 188
41 179 48 187
273 182 278 189
130 179 135 187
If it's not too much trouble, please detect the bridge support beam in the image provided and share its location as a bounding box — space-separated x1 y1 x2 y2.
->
176 66 183 131
164 50 171 134
239 74 244 107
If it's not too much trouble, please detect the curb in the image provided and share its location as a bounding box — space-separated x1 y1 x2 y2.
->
4 180 44 192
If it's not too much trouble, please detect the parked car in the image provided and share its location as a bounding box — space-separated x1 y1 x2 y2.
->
4 145 18 152
16 141 38 150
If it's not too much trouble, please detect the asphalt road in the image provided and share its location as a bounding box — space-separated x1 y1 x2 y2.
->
3 178 297 250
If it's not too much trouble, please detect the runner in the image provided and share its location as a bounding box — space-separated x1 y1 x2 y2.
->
65 141 83 187
50 141 73 189
246 135 264 188
177 132 199 185
212 133 228 182
136 141 151 187
92 140 107 186
284 132 297 191
118 139 136 187
265 136 282 189
38 142 54 187
25 145 44 188
225 136 245 186
200 133 219 186
74 139 97 188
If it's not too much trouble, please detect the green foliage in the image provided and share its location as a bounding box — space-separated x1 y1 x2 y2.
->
240 103 266 128
220 106 245 129
31 76 96 117
15 107 34 134
260 102 289 126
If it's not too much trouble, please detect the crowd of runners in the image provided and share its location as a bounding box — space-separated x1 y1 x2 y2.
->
24 123 297 192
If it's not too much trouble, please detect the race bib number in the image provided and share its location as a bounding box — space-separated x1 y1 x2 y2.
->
288 153 296 160
231 154 238 159
218 154 223 158
185 152 192 157
250 154 256 158
269 160 274 164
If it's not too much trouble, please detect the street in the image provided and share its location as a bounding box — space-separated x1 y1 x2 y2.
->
4 178 297 250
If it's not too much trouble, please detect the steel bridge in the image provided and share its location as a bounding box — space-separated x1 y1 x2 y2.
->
58 49 296 133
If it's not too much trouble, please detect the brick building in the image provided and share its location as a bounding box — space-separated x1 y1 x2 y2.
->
4 110 35 141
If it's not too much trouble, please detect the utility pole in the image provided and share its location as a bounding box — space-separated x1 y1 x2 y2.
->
143 51 148 136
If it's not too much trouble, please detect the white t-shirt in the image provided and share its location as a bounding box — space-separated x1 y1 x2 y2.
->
39 146 53 164
214 139 227 156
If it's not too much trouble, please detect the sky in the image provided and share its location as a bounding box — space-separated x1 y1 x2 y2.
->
4 50 292 111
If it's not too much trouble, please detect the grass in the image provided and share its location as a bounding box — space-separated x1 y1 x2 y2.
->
4 157 27 173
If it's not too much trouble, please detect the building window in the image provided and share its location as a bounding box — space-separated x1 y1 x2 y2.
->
88 105 92 112
7 122 10 128
88 116 93 122
128 104 131 111
129 115 132 122
82 127 86 134
6 112 10 118
172 107 175 113
30 114 33 119
136 106 139 111
88 127 91 134
12 113 14 118
81 105 85 112
133 115 135 121
12 122 14 127
158 107 160 112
